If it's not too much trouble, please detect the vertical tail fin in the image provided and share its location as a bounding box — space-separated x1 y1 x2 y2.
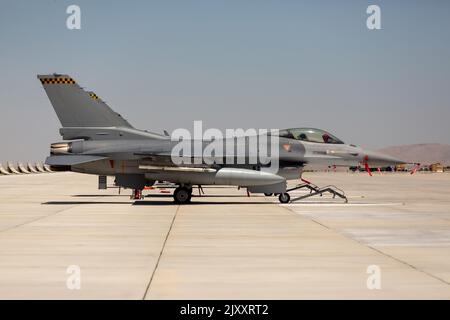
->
86 90 133 128
38 74 133 128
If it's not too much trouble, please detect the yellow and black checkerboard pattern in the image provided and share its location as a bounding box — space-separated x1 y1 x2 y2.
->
89 93 99 100
40 77 76 85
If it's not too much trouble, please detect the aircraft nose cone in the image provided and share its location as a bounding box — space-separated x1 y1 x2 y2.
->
363 150 406 167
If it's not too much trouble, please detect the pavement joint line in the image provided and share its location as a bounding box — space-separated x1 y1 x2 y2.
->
0 203 82 235
142 205 180 299
280 203 450 287
0 193 108 234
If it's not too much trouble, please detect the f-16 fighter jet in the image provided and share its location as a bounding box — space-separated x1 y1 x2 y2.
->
40 74 404 204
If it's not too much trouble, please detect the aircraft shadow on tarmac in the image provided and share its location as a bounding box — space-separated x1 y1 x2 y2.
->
146 194 257 198
70 194 263 198
42 195 271 205
43 192 350 206
72 194 131 197
42 200 270 205
133 200 270 205
42 201 134 205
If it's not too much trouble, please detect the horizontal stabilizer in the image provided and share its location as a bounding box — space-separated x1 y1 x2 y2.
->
45 155 108 166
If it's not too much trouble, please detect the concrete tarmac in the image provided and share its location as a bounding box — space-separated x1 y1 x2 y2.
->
0 172 450 299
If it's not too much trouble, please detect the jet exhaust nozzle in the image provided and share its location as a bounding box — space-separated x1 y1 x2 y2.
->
50 142 72 155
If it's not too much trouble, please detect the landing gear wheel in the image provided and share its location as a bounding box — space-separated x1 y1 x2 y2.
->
264 193 273 197
174 187 192 204
278 193 290 204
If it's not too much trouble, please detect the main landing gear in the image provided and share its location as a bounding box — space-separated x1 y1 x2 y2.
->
131 189 143 200
173 186 192 204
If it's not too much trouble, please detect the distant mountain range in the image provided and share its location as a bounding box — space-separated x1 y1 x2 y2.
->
378 143 450 166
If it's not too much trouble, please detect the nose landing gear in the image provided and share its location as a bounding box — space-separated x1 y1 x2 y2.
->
284 181 348 203
278 193 290 204
270 180 348 204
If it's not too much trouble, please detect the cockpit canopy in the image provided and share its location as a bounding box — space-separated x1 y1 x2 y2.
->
279 128 344 144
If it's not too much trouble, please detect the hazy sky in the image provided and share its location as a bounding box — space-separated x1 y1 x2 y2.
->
1 0 449 161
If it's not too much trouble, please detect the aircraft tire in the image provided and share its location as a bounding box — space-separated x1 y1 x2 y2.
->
278 193 290 204
174 187 192 204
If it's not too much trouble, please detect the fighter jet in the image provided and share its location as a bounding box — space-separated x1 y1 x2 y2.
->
39 74 404 204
